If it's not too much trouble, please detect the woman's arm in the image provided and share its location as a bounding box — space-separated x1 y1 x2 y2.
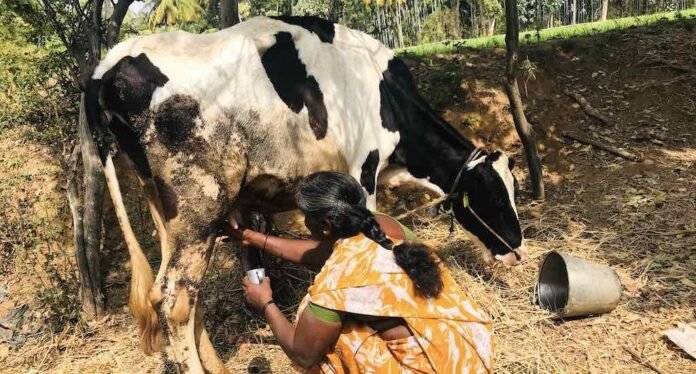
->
265 302 342 369
243 277 341 370
242 230 333 269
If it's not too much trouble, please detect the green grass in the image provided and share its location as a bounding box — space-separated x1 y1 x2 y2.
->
398 8 696 56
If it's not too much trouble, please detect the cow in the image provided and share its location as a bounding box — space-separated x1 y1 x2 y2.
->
87 15 526 373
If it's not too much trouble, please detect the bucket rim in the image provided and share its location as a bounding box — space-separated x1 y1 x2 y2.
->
537 250 570 314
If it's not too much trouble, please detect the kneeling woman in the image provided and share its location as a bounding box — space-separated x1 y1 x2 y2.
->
232 172 493 373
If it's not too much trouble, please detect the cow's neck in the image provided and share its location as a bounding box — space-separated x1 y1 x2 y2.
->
390 109 478 195
392 120 476 193
381 58 481 195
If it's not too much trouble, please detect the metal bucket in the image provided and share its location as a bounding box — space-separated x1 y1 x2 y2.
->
537 251 622 318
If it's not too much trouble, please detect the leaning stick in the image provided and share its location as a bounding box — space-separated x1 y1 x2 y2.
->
393 196 448 221
564 89 613 127
562 132 641 162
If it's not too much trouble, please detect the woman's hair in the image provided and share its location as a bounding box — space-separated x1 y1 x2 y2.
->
296 171 443 297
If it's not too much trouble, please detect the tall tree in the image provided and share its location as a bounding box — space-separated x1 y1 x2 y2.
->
10 0 137 318
220 0 240 27
503 0 545 200
36 0 106 317
600 0 609 20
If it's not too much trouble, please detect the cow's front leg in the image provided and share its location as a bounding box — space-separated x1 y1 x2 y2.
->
355 151 389 211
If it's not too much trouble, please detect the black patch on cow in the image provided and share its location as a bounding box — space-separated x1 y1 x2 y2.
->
379 58 421 133
271 16 335 43
85 79 111 162
261 32 329 140
97 53 168 178
154 176 178 220
153 94 200 149
360 150 380 195
108 117 153 178
100 53 169 122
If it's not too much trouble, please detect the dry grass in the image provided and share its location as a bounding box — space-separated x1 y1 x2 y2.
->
3 19 696 374
389 194 694 373
6 195 693 374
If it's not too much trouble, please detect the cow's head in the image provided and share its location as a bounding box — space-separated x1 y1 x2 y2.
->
451 150 526 266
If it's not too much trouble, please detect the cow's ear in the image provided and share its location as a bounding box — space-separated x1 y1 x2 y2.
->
508 158 515 170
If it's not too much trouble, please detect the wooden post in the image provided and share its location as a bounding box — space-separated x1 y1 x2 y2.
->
504 0 545 200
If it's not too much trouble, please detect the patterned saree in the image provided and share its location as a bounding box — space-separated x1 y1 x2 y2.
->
298 234 493 373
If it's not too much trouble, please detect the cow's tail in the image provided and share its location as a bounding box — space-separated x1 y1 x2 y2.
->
86 78 162 355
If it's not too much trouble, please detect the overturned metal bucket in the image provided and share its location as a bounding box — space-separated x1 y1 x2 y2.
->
537 251 622 318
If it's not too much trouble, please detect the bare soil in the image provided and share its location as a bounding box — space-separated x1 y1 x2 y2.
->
1 20 695 373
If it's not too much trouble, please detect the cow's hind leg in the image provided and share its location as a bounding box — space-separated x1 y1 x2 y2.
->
158 234 223 373
152 163 241 373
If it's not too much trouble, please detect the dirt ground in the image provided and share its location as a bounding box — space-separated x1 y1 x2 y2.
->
1 19 695 373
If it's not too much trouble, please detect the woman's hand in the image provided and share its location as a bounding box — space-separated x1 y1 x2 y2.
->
242 276 273 313
226 217 253 246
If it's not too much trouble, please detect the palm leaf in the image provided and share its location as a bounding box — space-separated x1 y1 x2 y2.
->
148 0 205 28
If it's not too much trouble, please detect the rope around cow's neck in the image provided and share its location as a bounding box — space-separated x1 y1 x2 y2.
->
393 148 482 221
392 148 518 258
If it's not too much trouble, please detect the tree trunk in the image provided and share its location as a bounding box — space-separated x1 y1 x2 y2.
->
453 0 461 37
504 0 545 200
220 0 240 28
106 0 135 48
75 0 132 318
78 95 107 317
600 0 609 20
67 144 96 316
395 4 405 48
571 0 577 24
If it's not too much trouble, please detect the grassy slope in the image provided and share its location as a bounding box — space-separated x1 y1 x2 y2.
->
399 8 696 56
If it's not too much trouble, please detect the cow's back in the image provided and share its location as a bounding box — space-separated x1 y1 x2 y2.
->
93 17 401 193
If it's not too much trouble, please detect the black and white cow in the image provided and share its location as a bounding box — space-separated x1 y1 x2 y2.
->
88 16 525 373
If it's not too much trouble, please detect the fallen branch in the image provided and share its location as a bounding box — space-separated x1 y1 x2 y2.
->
624 346 665 374
562 132 641 162
564 89 613 127
645 228 696 237
638 58 694 74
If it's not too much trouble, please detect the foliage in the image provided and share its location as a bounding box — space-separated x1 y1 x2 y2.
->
400 8 696 55
293 0 331 17
419 8 460 43
248 0 292 16
518 0 563 27
148 0 206 28
342 0 378 35
479 0 503 21
0 1 78 146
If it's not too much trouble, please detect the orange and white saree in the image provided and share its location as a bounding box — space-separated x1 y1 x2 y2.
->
298 234 493 373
